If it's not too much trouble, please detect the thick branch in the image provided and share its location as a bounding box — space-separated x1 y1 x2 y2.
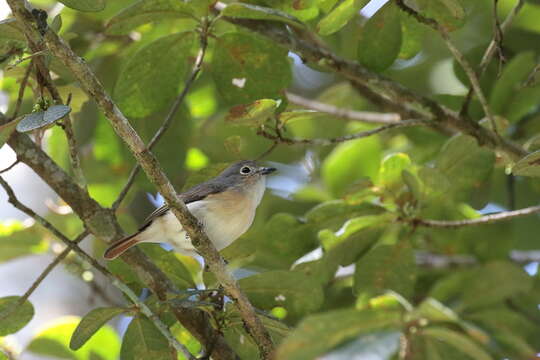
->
0 176 195 360
411 205 540 228
5 2 273 357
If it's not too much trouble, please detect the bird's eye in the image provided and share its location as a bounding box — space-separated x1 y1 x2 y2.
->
240 166 252 174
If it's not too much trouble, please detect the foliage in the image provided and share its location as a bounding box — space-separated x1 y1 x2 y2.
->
1 0 540 359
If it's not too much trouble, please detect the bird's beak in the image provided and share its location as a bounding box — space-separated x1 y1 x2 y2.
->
259 167 277 175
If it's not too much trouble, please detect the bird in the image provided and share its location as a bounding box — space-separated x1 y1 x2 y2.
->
103 160 276 260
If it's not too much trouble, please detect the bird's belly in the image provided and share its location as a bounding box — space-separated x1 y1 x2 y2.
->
157 199 255 255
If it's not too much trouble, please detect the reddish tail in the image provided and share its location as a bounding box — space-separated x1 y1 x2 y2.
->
103 233 140 260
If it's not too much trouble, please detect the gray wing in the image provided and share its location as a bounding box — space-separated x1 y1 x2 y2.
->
138 180 229 231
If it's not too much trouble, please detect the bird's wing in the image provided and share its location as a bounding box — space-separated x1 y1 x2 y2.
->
138 181 227 231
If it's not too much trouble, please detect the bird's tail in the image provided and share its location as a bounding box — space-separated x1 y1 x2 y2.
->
103 233 141 260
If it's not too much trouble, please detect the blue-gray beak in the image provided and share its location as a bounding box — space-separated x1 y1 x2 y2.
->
259 167 276 175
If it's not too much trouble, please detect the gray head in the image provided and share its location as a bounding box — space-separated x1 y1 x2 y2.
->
215 160 276 188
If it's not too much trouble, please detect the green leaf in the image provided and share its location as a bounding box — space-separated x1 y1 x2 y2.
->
357 2 402 72
275 308 402 360
317 0 369 36
353 243 417 299
57 0 105 12
411 298 460 324
435 135 495 202
423 327 492 360
253 213 317 270
322 134 381 196
140 244 196 289
225 99 278 127
489 52 539 123
378 153 412 189
28 316 120 360
70 307 126 350
222 3 305 28
399 12 425 59
512 150 540 177
224 305 289 359
305 200 386 231
324 331 401 359
461 261 532 310
211 32 292 104
0 18 25 41
16 105 71 133
0 116 22 147
120 317 171 360
0 221 48 263
238 270 324 317
106 0 195 35
0 296 34 336
114 31 196 118
416 0 465 31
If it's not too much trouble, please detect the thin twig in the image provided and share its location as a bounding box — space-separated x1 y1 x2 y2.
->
5 49 48 71
260 119 426 146
286 92 402 124
0 230 89 322
111 20 210 211
461 0 525 115
11 59 33 120
61 113 87 189
410 205 540 228
0 175 196 360
396 0 500 136
0 160 19 174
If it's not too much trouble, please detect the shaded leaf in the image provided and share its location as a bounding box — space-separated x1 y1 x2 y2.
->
0 116 22 147
323 331 401 359
317 0 369 35
0 296 34 336
238 270 324 317
114 32 196 118
423 327 492 360
0 220 48 263
512 149 540 177
27 316 120 360
357 2 402 72
120 316 170 360
57 0 105 12
399 12 425 59
211 32 291 104
140 244 196 290
416 0 465 31
305 200 386 231
106 0 194 35
70 307 126 350
354 242 417 299
222 3 305 28
275 309 402 360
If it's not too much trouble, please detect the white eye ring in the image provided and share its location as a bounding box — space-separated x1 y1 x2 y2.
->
240 166 252 174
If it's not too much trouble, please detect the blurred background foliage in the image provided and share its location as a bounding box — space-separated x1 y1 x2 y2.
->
1 0 540 359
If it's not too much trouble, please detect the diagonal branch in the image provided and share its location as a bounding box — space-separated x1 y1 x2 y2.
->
217 3 527 160
5 2 274 357
0 175 196 360
395 0 500 136
410 205 540 228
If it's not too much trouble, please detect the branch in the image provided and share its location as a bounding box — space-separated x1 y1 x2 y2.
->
217 3 527 160
112 19 210 210
286 92 402 124
0 176 196 360
260 119 426 145
410 205 540 228
5 2 273 357
395 0 499 136
6 132 237 360
0 160 19 174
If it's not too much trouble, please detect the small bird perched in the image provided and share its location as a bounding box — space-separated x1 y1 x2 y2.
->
103 160 276 260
